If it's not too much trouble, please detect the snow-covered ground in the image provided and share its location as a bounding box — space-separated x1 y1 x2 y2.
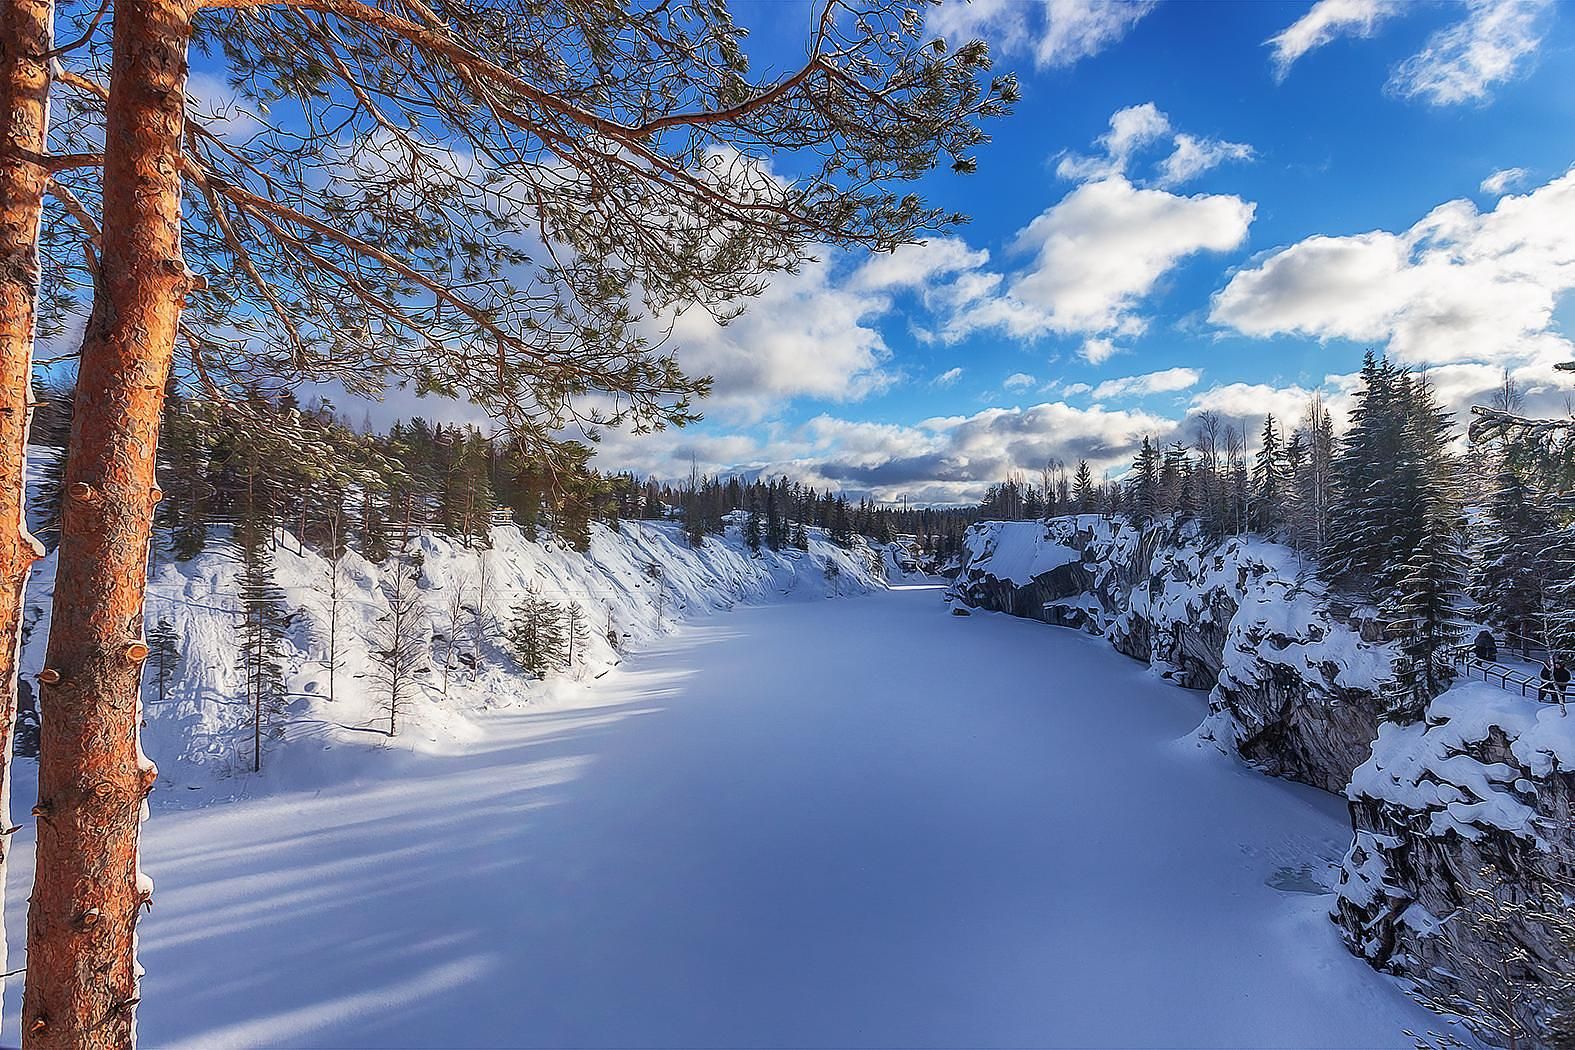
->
5 585 1441 1047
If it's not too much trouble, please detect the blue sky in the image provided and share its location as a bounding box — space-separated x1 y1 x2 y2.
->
581 0 1575 503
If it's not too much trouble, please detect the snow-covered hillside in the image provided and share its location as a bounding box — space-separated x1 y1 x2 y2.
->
18 518 885 789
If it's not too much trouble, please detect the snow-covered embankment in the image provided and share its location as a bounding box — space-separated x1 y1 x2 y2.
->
19 519 885 788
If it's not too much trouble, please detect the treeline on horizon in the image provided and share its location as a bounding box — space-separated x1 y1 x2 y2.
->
24 381 981 562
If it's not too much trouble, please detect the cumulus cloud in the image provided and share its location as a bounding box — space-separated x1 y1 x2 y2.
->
1003 372 1037 391
1269 0 1552 104
1079 337 1121 364
1267 0 1399 77
927 0 1157 71
663 253 896 421
1157 134 1256 188
948 176 1255 341
1092 367 1202 399
850 237 992 294
1210 165 1575 368
1481 166 1529 195
1056 102 1172 181
1057 103 1253 187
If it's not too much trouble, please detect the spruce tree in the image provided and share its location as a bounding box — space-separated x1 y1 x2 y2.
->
235 511 295 772
146 618 180 709
1383 377 1467 719
1473 461 1554 655
1128 437 1161 527
511 587 565 678
1073 459 1095 514
1252 414 1284 533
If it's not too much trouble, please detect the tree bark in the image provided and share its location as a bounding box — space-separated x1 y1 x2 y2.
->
0 0 52 1005
22 0 192 1044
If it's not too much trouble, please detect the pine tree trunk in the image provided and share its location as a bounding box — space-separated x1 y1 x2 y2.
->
23 0 192 1043
0 0 52 1007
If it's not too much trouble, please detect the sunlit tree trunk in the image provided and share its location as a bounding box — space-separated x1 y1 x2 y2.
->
0 0 52 1005
23 0 193 1043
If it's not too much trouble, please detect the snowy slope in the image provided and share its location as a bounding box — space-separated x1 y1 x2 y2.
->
18 519 884 789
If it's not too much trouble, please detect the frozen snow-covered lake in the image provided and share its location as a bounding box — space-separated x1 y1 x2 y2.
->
7 585 1441 1047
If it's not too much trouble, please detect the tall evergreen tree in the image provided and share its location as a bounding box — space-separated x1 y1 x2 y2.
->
1128 437 1161 527
1252 414 1284 533
1073 459 1095 513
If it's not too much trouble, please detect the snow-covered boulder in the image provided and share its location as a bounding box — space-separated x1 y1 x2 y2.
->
950 516 1395 791
1333 683 1575 1015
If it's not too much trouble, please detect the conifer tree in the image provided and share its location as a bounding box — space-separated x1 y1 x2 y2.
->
511 587 565 678
565 603 591 669
1473 461 1554 655
1252 414 1284 533
145 618 180 709
235 508 294 772
1383 376 1467 718
745 495 764 555
1128 437 1161 527
1073 459 1095 514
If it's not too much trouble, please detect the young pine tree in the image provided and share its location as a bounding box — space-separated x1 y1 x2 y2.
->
235 517 294 773
146 618 180 709
511 588 565 678
565 603 591 670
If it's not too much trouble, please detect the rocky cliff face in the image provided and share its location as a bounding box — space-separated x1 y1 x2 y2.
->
953 516 1575 1036
1333 684 1575 1039
950 516 1394 792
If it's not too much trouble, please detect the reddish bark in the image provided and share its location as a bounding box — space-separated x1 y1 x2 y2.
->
0 0 52 1001
22 0 193 1044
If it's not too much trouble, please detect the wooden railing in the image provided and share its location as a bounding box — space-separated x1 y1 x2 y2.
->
1438 645 1560 702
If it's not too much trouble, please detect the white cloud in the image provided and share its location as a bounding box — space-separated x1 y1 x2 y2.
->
1157 134 1255 188
932 367 965 388
1388 0 1553 105
1062 381 1094 396
1267 0 1399 77
1092 367 1202 399
1481 166 1529 195
1003 372 1037 391
664 253 895 421
850 238 992 293
1057 103 1253 188
1187 382 1325 430
1057 102 1171 181
1079 337 1121 364
949 176 1255 340
927 0 1157 71
1210 165 1575 369
1269 0 1552 105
